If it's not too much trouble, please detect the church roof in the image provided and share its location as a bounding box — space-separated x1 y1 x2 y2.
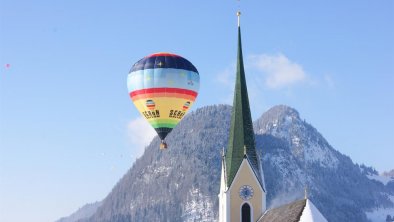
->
257 199 306 222
257 199 328 222
225 13 261 187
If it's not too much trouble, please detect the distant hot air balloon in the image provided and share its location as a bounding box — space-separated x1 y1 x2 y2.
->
127 52 200 149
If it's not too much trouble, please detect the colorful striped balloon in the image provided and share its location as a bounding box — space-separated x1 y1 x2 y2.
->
127 52 200 149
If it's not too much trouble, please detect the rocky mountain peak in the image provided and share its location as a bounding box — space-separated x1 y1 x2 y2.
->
254 105 300 135
254 105 339 169
266 105 300 119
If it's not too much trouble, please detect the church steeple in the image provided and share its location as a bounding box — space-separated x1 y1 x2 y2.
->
219 12 266 222
225 11 260 187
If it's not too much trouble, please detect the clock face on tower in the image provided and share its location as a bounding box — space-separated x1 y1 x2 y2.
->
239 185 254 200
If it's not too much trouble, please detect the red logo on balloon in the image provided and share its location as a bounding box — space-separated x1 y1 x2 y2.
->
182 101 191 111
146 100 155 110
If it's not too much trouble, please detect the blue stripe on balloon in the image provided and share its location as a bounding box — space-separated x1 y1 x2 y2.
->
127 68 200 93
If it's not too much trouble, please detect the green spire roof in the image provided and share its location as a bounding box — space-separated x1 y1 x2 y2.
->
225 14 261 187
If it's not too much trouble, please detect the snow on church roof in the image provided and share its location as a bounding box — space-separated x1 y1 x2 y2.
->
299 199 328 222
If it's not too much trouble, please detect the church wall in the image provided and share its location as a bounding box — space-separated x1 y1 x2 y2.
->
219 160 228 222
228 158 265 222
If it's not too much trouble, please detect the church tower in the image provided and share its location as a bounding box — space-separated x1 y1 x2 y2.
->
219 12 266 222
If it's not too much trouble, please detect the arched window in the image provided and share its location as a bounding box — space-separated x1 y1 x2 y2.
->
241 203 251 222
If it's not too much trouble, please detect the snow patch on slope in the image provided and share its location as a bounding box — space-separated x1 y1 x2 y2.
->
367 174 394 186
140 165 171 184
182 187 215 222
366 206 394 222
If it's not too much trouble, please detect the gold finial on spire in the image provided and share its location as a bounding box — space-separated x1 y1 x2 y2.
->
243 145 247 155
237 11 241 27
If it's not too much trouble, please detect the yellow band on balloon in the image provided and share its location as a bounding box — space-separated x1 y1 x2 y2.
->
132 97 195 129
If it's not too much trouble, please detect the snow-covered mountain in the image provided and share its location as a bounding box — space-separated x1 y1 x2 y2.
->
58 105 394 222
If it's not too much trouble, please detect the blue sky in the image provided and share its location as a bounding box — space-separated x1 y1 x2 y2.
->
0 1 393 221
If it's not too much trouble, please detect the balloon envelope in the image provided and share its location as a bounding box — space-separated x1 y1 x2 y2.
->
127 52 200 143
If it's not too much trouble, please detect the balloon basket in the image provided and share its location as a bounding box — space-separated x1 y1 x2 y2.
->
160 141 168 150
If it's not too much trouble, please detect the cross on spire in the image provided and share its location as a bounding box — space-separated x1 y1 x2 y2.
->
237 11 241 27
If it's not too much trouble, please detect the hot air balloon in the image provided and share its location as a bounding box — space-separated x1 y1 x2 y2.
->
127 52 200 149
